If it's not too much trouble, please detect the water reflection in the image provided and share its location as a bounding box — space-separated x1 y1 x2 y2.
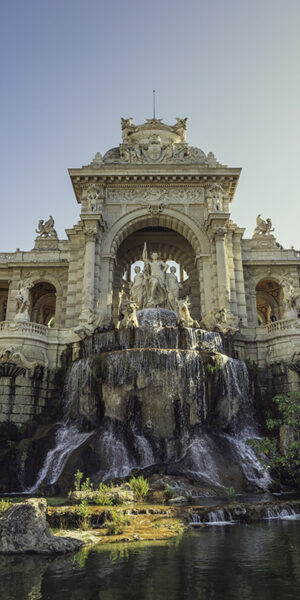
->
1 522 300 599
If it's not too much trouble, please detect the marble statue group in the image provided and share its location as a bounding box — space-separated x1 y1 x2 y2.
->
130 243 181 311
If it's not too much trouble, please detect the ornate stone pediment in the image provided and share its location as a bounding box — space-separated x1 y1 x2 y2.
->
86 118 225 167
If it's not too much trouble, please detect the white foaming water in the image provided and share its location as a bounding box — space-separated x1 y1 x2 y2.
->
178 435 224 488
27 359 94 492
264 505 299 520
219 357 271 490
26 424 92 493
199 330 223 353
207 508 234 525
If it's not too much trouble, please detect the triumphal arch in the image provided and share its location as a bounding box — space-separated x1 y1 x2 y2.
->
0 116 300 424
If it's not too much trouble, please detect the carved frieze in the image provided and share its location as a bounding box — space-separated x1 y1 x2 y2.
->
107 188 204 205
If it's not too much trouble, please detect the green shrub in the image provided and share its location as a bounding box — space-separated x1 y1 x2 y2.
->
0 499 10 515
74 469 83 492
128 476 149 499
247 392 300 488
94 483 114 506
76 499 90 530
81 477 94 492
164 484 174 502
226 486 236 502
104 510 130 535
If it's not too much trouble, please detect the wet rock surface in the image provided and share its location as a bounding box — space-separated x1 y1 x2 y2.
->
0 498 83 554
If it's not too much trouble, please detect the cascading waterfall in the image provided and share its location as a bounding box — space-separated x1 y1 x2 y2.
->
264 505 299 520
26 360 93 492
26 307 271 494
207 509 234 525
219 356 271 490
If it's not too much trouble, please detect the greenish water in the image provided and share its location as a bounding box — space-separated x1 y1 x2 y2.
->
1 521 300 599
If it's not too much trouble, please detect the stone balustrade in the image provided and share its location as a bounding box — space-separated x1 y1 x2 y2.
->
0 321 49 336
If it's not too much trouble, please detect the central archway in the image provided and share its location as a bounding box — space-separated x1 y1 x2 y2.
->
99 207 211 323
112 227 201 322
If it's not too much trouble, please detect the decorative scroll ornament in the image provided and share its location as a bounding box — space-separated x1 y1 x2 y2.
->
0 345 48 377
84 224 98 239
148 203 165 215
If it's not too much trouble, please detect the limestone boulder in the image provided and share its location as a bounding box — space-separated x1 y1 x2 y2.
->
0 498 82 554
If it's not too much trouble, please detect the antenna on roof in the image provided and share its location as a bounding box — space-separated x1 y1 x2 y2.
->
153 90 156 119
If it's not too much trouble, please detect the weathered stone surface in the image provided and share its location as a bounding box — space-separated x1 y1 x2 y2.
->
0 499 82 554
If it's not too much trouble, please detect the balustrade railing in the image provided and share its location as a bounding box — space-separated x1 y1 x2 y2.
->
0 321 49 336
259 318 299 334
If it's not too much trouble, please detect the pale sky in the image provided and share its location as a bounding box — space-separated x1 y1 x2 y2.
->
0 0 299 251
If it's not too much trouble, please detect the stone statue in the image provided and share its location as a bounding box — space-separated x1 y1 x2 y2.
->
280 274 299 313
176 298 199 328
166 267 181 311
117 301 139 330
207 187 223 211
142 244 168 308
130 266 146 309
36 216 58 238
200 307 238 335
14 277 34 322
252 214 275 237
86 184 104 212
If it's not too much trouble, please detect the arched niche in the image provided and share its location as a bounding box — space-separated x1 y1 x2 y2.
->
112 226 200 322
255 278 283 324
30 282 57 326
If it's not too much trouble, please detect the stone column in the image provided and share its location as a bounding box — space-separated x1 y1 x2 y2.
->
79 223 98 322
226 228 237 315
232 230 248 324
97 254 115 326
215 227 230 308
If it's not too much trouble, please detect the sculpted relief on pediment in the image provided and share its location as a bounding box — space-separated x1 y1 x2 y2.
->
107 188 205 204
102 142 223 166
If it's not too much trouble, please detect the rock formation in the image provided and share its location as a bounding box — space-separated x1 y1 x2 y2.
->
0 499 82 554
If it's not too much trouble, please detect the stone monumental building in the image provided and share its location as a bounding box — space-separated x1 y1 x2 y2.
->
0 116 300 426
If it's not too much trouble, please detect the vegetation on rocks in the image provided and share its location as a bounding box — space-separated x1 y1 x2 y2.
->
104 510 130 535
248 392 300 488
128 476 149 499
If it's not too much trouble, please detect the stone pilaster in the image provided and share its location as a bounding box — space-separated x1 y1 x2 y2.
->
79 223 98 323
232 229 248 324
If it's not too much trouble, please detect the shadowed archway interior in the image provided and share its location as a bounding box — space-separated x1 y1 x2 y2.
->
112 226 200 322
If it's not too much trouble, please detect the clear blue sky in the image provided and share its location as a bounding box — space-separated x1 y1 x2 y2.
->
1 0 299 251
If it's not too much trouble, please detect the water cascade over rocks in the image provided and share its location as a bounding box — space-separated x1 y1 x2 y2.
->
27 308 270 494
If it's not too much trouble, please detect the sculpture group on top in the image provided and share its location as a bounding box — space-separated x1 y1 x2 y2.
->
129 243 181 311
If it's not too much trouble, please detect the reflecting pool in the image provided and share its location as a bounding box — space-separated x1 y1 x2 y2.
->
1 521 300 599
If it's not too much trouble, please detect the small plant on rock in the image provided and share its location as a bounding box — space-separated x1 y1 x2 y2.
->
164 484 174 502
94 483 114 506
226 486 236 502
0 499 10 515
76 499 90 530
128 475 149 499
104 510 130 535
81 477 94 492
74 469 83 491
